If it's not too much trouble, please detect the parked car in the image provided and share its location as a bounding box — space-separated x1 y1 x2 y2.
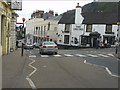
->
17 40 23 48
24 43 34 49
39 41 58 54
33 42 40 48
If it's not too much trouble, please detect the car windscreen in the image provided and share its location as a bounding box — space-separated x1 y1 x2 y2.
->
43 42 56 45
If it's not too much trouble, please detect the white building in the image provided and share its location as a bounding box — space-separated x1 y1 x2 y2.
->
57 3 85 47
57 2 118 48
25 15 62 44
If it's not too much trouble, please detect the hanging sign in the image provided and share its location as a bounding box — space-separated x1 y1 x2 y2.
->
11 0 22 10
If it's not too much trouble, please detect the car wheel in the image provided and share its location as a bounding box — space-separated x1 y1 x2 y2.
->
55 52 58 55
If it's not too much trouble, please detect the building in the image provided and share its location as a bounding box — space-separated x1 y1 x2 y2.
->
57 3 85 47
10 11 19 51
26 10 62 44
57 2 118 48
82 2 118 47
0 1 12 55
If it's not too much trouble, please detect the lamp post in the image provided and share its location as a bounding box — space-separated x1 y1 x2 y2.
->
22 18 26 38
21 18 26 56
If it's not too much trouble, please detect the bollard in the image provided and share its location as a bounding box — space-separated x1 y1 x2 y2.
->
116 45 117 54
21 43 24 56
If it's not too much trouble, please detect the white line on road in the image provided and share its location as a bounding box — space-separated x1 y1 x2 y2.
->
41 55 49 57
26 58 37 89
83 60 120 78
29 55 36 58
64 54 74 57
98 54 109 57
87 54 98 57
75 54 86 57
107 53 114 57
53 54 62 57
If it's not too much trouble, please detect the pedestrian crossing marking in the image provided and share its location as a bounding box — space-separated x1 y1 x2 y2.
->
98 54 109 57
38 53 114 58
41 55 49 57
53 54 62 57
29 55 36 58
87 54 98 57
107 54 114 57
64 54 73 57
75 54 86 57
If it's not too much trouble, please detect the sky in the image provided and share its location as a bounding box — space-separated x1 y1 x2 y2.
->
16 0 93 23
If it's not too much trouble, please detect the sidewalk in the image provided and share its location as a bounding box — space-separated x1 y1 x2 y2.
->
2 49 27 88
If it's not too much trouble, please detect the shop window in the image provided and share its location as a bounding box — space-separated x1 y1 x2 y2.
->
81 36 90 45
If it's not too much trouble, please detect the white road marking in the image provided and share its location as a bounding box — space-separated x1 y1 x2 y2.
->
87 54 98 57
26 77 36 89
107 53 114 57
64 54 73 57
29 55 36 58
83 60 120 78
98 54 109 57
53 54 62 57
26 58 37 89
75 54 86 57
41 55 49 57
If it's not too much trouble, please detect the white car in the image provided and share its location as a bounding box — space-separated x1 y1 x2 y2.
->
24 43 34 49
39 41 58 54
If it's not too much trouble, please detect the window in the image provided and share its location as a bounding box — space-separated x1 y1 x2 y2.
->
41 26 43 37
54 27 57 31
64 35 69 44
44 26 46 37
48 22 50 30
81 36 91 45
106 24 112 33
38 27 40 35
65 24 70 33
86 24 92 32
34 27 36 34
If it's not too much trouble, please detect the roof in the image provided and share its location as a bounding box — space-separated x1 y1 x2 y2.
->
82 2 119 24
58 2 119 24
58 9 75 24
48 14 62 21
82 12 118 24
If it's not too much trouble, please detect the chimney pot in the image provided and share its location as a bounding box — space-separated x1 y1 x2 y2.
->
76 3 81 8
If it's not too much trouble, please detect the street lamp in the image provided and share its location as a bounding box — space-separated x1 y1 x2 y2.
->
21 17 26 56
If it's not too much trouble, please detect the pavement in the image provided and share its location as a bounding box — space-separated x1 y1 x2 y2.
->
2 48 29 88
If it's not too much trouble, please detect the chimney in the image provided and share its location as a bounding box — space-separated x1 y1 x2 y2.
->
55 13 58 16
75 3 83 24
76 3 81 8
49 10 54 16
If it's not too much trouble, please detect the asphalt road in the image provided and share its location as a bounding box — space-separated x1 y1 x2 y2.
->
24 48 119 88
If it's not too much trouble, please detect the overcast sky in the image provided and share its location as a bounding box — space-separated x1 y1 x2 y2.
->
16 0 93 23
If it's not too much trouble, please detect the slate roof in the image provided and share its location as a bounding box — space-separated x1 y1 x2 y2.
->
58 9 75 24
58 2 119 24
48 14 62 21
82 2 119 24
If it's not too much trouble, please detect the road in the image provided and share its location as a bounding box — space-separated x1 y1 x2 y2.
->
23 48 119 88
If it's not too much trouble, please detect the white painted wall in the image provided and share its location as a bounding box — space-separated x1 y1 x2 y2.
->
71 24 84 46
57 24 65 45
75 7 84 25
